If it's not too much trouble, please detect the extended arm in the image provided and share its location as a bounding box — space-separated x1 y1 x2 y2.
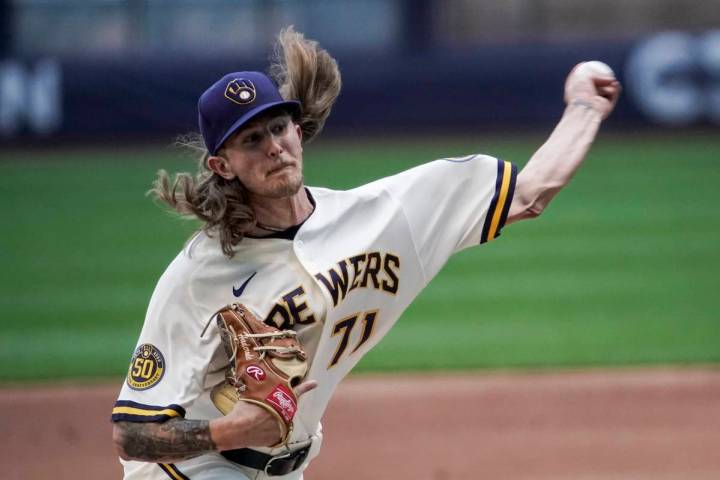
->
507 64 621 224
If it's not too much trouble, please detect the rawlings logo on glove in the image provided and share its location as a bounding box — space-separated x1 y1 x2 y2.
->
266 385 298 422
209 303 308 447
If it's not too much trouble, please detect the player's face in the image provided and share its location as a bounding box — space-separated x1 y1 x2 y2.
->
220 111 304 199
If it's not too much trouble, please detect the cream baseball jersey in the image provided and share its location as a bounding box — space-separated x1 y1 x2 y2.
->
112 154 517 480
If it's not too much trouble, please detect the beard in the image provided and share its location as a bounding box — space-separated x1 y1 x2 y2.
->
259 169 304 199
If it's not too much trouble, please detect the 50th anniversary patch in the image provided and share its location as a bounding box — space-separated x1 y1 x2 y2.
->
127 343 165 390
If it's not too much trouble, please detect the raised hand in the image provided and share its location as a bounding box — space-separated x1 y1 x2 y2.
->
564 61 622 119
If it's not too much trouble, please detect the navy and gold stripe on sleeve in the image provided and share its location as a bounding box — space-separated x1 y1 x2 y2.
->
480 159 518 244
159 463 191 480
111 400 186 423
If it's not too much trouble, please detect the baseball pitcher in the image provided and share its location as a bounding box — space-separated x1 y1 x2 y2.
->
111 27 621 480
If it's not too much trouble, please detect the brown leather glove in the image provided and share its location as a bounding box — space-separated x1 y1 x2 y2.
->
210 303 308 447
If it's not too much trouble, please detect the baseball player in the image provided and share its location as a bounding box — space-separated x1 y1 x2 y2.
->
111 28 620 480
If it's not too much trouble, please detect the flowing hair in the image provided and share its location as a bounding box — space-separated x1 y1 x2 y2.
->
149 27 342 257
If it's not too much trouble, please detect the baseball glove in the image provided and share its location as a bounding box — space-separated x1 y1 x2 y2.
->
210 303 308 447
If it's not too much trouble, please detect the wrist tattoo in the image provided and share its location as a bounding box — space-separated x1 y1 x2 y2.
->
120 419 217 462
570 99 598 111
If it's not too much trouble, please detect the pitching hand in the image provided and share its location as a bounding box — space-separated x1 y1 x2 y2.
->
564 62 622 119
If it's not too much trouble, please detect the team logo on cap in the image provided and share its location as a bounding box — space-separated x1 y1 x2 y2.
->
225 79 256 105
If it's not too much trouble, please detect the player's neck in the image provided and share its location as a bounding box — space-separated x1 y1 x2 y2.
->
249 187 313 233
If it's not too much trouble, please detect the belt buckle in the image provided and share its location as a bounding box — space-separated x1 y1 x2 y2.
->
264 446 310 476
264 451 291 476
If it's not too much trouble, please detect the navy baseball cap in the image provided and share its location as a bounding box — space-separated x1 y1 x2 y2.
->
198 71 301 155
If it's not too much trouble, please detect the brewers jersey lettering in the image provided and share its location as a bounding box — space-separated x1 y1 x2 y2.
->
112 154 517 479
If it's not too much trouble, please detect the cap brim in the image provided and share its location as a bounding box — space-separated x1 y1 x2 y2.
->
212 100 302 155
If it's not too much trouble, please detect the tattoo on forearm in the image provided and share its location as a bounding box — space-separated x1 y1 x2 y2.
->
120 419 216 462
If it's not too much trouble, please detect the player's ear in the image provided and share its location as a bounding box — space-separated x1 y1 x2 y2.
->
294 122 303 142
207 155 235 180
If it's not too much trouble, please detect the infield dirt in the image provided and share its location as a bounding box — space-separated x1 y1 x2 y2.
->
2 368 719 479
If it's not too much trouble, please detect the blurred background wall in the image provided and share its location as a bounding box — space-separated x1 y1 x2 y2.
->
1 0 719 144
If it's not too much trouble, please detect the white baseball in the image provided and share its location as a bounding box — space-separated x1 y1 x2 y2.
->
575 61 616 78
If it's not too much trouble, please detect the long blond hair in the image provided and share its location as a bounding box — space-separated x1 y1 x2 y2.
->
150 27 341 257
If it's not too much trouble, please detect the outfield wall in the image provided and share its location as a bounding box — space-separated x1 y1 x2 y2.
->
1 31 718 143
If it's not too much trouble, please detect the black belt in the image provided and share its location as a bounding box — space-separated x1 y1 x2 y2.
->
221 446 310 476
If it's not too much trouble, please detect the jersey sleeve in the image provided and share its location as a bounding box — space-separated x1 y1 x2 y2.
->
111 255 222 423
382 154 517 280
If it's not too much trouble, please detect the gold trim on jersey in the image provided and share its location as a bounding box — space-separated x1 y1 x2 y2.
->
159 463 190 480
481 160 517 243
113 406 182 417
487 161 513 240
111 400 185 423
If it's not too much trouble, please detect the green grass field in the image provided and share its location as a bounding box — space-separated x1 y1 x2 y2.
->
1 132 719 382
